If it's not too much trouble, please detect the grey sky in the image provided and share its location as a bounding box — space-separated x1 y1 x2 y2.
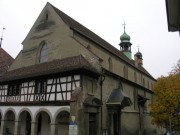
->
0 0 179 78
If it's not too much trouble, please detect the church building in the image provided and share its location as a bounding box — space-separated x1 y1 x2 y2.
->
0 2 157 135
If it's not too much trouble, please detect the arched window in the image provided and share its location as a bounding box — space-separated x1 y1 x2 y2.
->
134 72 137 83
46 13 48 21
143 78 145 87
151 83 153 90
123 66 128 79
39 43 48 63
108 57 113 72
147 81 149 89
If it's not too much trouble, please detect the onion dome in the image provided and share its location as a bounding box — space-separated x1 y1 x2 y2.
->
135 49 143 59
120 31 131 43
119 22 132 59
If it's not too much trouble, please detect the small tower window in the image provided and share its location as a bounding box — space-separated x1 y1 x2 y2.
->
39 43 48 63
46 13 48 21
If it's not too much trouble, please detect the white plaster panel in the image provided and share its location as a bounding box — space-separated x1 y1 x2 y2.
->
75 81 80 87
47 79 54 84
63 93 66 100
67 92 71 100
67 83 71 90
30 95 34 101
60 77 66 82
72 83 76 90
74 75 80 80
29 82 34 86
57 93 62 100
67 76 71 81
61 84 66 91
23 82 28 87
49 93 55 101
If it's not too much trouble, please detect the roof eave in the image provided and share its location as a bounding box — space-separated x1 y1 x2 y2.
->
165 0 180 32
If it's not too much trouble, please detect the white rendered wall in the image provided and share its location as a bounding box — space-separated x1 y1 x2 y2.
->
0 106 70 122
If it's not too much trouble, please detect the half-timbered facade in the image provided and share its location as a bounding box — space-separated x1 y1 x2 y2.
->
0 2 158 135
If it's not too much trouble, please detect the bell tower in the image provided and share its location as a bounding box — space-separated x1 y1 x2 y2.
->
119 23 132 59
134 48 143 66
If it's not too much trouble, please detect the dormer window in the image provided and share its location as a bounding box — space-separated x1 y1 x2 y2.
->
39 42 48 63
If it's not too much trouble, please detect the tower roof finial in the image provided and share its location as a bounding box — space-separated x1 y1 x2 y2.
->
122 20 126 33
134 45 143 65
137 45 140 52
0 27 6 48
120 21 130 42
135 45 143 59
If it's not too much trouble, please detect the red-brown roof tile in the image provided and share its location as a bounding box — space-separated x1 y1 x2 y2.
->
0 55 100 82
0 48 14 76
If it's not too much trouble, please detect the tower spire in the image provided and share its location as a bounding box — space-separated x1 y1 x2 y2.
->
122 21 126 33
119 22 132 59
137 45 140 52
134 46 143 66
0 27 6 48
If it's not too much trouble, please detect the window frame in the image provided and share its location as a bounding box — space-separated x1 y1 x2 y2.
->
39 42 48 63
35 80 47 94
7 83 21 96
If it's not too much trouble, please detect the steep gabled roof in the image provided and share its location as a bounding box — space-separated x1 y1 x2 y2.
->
0 48 14 76
49 3 155 80
0 55 100 82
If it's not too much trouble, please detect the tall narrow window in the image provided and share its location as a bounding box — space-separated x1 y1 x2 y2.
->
46 13 48 21
35 80 46 94
7 83 21 96
108 57 113 72
134 72 137 83
151 83 153 90
34 80 46 101
123 66 128 79
134 88 138 110
87 79 93 94
147 81 149 89
39 43 48 63
143 78 145 87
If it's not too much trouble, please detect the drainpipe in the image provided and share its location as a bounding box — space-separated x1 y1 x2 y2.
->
100 69 105 134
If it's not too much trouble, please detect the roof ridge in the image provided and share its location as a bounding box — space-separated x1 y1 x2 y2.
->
48 3 154 79
49 3 115 48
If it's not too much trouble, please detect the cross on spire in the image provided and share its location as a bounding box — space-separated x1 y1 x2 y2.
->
122 21 127 32
137 45 140 52
0 27 6 48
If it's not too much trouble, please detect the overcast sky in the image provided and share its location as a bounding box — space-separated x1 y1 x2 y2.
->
0 0 179 78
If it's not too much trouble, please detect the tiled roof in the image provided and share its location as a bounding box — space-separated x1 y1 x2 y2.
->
0 48 14 76
0 55 100 82
50 3 155 80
